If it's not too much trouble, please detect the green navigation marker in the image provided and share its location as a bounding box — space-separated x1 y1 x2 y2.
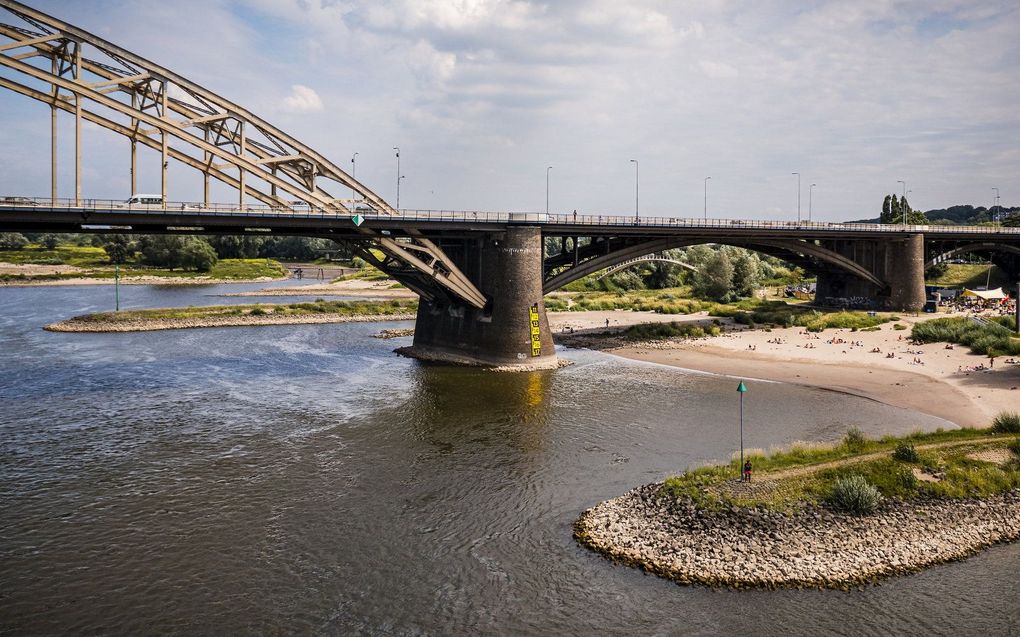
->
352 214 364 226
737 381 747 393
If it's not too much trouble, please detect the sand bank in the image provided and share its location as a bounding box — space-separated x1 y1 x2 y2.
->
548 310 1019 429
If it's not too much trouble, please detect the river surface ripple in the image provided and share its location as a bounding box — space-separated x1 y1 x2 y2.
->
1 284 1018 635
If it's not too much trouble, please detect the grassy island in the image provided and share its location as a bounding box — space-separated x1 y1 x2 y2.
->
45 299 418 332
576 415 1020 590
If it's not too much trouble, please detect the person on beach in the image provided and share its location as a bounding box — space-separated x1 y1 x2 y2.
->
743 460 752 483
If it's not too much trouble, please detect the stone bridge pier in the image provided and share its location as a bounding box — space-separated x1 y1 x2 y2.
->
814 234 926 311
406 226 559 369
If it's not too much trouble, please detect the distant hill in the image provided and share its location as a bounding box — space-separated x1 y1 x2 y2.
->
848 204 1018 225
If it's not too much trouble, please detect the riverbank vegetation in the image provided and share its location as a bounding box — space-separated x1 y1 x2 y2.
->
62 298 417 325
0 233 336 281
910 316 1020 356
659 425 1020 513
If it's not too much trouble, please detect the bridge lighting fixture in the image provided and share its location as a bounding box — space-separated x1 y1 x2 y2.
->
351 152 358 200
546 166 553 215
792 173 801 222
993 187 1000 223
393 147 401 209
809 183 816 221
897 180 906 224
630 159 639 220
704 176 711 220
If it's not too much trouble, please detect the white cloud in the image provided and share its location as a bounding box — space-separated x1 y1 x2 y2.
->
698 60 738 78
281 85 324 113
1 1 1018 218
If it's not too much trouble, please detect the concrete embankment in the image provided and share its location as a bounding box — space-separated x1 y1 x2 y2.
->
45 312 416 332
576 483 1020 590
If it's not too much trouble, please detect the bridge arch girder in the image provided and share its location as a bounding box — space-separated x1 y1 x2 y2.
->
0 0 391 213
543 236 887 294
925 242 1020 271
0 0 491 309
595 256 699 281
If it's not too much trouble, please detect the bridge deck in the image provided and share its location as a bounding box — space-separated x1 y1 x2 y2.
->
1 197 1019 241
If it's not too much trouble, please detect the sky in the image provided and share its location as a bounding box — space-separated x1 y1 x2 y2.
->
0 0 1017 221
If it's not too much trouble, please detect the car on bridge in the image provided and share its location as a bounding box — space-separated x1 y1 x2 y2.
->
1 196 36 206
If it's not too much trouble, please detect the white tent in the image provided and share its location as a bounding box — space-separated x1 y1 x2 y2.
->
962 287 1003 299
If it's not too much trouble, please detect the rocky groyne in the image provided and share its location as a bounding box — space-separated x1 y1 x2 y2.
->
575 483 1020 589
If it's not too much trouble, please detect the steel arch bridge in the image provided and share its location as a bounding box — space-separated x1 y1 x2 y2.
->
0 0 487 308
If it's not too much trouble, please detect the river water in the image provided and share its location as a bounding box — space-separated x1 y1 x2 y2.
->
1 283 1018 635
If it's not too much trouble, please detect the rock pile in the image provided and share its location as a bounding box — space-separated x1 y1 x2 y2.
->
575 483 1020 589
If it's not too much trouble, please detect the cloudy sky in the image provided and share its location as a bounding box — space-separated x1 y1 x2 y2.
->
0 0 1017 220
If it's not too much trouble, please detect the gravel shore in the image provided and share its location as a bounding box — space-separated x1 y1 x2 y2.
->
576 483 1020 590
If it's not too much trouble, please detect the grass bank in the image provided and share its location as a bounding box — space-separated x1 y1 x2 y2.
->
910 316 1020 356
660 425 1020 512
71 298 417 324
0 256 287 282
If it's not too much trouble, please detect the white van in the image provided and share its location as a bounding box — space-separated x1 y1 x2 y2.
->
126 194 165 206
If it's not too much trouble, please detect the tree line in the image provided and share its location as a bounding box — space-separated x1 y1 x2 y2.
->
0 232 342 271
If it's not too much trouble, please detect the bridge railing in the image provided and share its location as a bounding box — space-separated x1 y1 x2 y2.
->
2 196 1020 235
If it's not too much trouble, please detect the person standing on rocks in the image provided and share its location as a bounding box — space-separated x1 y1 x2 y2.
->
743 460 752 483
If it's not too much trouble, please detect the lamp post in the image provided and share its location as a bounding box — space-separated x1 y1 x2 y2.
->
350 152 358 200
993 187 1000 223
737 381 748 480
704 176 711 220
546 166 553 215
792 172 801 222
629 159 639 220
809 183 816 221
897 180 906 224
393 147 401 209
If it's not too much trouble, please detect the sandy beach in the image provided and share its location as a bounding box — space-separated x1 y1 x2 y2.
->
549 309 1019 429
222 279 417 298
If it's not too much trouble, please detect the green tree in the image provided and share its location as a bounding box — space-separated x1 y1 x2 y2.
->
180 239 218 271
0 232 28 250
206 235 266 259
103 235 132 264
692 249 734 301
730 249 764 297
1003 212 1020 227
39 233 60 249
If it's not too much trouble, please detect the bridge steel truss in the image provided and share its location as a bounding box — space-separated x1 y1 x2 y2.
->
0 0 487 309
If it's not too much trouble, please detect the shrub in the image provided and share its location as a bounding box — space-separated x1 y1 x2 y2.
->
249 306 267 316
1007 438 1020 460
991 412 1020 434
892 443 920 463
828 474 883 515
893 323 907 330
843 426 868 451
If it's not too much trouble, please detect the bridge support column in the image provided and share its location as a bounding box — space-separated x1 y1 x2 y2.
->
404 226 559 369
814 234 925 312
887 234 926 312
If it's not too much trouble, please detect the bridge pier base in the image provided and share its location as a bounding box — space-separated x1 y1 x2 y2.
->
814 234 926 312
403 226 559 369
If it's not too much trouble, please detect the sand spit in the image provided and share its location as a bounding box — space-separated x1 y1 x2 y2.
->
45 312 415 332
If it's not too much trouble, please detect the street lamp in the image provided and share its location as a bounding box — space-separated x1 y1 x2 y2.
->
993 187 1000 223
792 172 801 222
629 159 639 220
897 180 906 224
809 183 816 221
351 152 358 200
393 147 401 209
704 176 711 220
546 166 553 216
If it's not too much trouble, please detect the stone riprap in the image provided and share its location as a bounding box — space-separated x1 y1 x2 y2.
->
575 483 1020 589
